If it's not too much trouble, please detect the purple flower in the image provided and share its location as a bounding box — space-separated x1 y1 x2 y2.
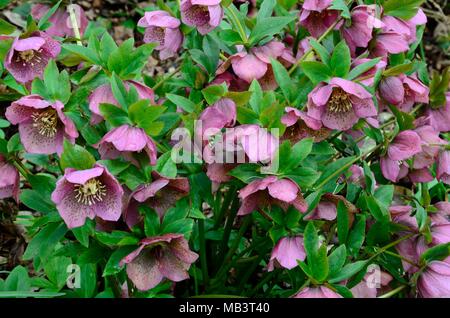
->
5 95 78 155
299 0 338 38
413 125 446 170
281 107 331 143
31 4 88 38
304 193 357 221
389 205 417 230
180 0 223 35
51 164 124 229
431 202 450 225
197 98 236 140
379 74 429 112
424 93 450 132
89 81 155 124
293 286 342 298
306 78 377 131
268 236 306 271
138 11 183 60
124 171 190 227
94 125 157 166
351 57 387 86
381 9 427 45
437 150 450 185
341 5 383 55
351 271 392 298
4 32 61 83
0 155 20 202
120 234 198 291
380 130 422 182
238 176 307 216
228 41 294 89
418 259 450 298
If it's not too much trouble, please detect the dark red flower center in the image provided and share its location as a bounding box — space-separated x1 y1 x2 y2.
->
16 49 43 66
74 178 107 206
31 108 58 137
327 88 352 114
186 5 210 26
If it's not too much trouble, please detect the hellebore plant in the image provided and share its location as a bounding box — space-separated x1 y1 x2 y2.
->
0 0 449 300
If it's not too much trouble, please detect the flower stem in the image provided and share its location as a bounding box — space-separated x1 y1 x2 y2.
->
378 285 407 298
152 65 182 91
225 7 248 44
12 159 30 179
198 219 209 288
68 2 82 45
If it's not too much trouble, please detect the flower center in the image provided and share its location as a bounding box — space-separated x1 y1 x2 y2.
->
327 88 352 114
19 50 35 62
74 178 107 206
16 49 42 66
32 108 58 137
186 5 210 25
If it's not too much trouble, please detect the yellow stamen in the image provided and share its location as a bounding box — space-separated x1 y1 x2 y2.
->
32 108 58 138
74 178 107 206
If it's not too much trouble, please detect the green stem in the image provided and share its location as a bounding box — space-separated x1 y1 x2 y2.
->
247 270 278 297
378 285 407 298
198 219 209 288
12 160 30 179
68 2 82 45
368 233 415 262
383 250 420 268
152 65 182 91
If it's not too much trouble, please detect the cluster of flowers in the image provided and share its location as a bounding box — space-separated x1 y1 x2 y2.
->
0 0 449 298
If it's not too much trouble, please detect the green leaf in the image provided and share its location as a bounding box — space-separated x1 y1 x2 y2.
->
328 260 368 283
420 243 450 264
110 74 129 110
249 16 296 45
142 206 160 237
382 63 414 77
20 189 57 214
309 39 331 66
301 61 332 84
429 67 450 109
72 220 94 247
328 245 347 278
155 152 177 178
347 58 382 80
330 41 351 78
4 266 30 292
23 222 68 261
37 0 62 29
383 0 425 19
75 264 97 298
202 83 228 105
249 80 263 113
63 43 100 65
0 18 16 34
257 0 276 21
103 246 136 276
166 93 197 113
330 0 351 19
99 103 132 126
337 201 349 245
271 58 295 102
60 140 96 170
388 104 414 131
228 164 262 183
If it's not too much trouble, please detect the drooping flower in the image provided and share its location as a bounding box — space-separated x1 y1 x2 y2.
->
306 78 377 131
350 271 392 298
281 107 331 143
418 259 450 298
389 205 418 230
225 41 295 90
120 234 198 291
380 130 422 182
299 0 338 38
94 125 157 166
4 32 61 83
197 98 237 141
238 176 307 216
138 11 183 60
124 171 190 227
379 74 429 112
0 155 20 202
381 9 427 45
31 4 88 38
88 81 155 124
341 5 384 55
180 0 223 35
437 150 450 185
412 125 446 170
304 193 357 222
350 57 387 86
424 93 450 132
293 286 343 298
51 164 124 229
431 202 450 225
268 236 306 271
5 95 78 155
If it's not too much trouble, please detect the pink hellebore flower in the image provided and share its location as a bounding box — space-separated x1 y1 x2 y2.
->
281 107 331 143
31 4 88 38
180 0 223 35
379 74 429 112
0 155 20 202
268 236 306 271
389 205 417 230
94 125 158 166
138 11 183 60
350 271 393 298
227 41 295 90
304 193 357 222
88 81 155 124
306 78 377 131
120 234 198 291
351 57 387 86
437 150 450 185
341 5 384 55
424 93 450 132
238 176 307 216
5 95 78 155
51 164 124 229
197 98 236 141
5 32 61 83
380 130 422 182
293 286 342 298
418 259 450 298
431 202 450 225
299 0 338 38
381 9 427 45
124 172 190 227
412 125 446 170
